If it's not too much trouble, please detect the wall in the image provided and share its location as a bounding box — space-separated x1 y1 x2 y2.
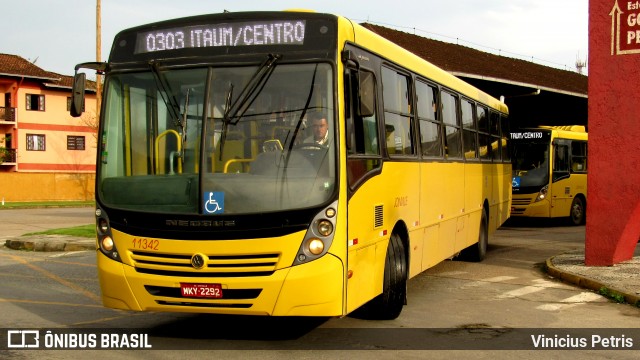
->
0 173 94 202
586 0 640 265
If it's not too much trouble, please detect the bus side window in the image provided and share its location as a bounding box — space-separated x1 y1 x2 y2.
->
346 68 381 189
382 66 415 157
416 80 442 157
553 141 570 182
571 141 587 173
441 91 462 159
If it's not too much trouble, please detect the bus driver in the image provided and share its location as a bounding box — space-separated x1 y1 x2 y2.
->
305 112 330 146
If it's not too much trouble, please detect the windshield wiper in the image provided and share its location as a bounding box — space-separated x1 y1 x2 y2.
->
149 61 184 133
225 53 281 125
218 54 281 161
218 82 234 161
182 88 191 145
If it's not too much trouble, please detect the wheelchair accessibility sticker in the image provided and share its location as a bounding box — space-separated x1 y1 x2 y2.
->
512 176 521 188
203 191 225 214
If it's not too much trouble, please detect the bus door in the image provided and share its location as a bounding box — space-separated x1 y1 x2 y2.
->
550 139 571 217
343 57 385 313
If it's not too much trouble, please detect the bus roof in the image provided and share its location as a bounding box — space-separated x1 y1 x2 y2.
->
107 10 507 115
339 16 508 114
539 125 586 133
531 125 588 141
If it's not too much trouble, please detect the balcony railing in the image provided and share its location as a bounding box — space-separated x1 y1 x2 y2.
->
1 148 16 163
0 106 16 122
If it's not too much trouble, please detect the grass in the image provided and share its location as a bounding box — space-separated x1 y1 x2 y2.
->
598 287 626 304
23 224 96 238
0 200 94 209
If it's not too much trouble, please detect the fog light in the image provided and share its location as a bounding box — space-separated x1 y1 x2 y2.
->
317 220 333 236
308 238 324 255
101 236 114 251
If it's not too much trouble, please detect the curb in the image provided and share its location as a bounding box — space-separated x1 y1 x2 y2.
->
545 256 640 307
4 237 96 252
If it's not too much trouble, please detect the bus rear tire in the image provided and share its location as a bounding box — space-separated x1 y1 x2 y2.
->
458 210 488 262
569 196 585 226
354 233 407 320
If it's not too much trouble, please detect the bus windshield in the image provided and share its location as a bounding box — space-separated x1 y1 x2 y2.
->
99 62 336 215
512 142 549 188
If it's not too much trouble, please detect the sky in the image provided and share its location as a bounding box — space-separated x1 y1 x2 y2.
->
2 0 589 76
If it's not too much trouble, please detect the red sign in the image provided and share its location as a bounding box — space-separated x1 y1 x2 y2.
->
611 0 640 54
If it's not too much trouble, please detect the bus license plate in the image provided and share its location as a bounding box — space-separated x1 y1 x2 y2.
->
180 283 223 298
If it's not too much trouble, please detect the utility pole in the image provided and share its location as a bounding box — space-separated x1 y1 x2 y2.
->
96 0 102 119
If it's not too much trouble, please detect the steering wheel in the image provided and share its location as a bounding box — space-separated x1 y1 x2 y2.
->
294 142 326 151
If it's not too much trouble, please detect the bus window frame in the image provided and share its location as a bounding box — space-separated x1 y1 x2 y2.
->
552 138 571 182
415 78 444 159
345 63 383 192
381 64 417 159
440 89 463 160
461 95 479 161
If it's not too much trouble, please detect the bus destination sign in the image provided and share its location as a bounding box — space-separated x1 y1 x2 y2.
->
135 20 306 54
510 132 544 140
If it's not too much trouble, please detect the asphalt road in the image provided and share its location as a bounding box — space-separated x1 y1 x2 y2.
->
1 210 639 359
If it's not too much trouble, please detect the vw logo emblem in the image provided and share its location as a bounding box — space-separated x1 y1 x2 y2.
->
191 254 206 269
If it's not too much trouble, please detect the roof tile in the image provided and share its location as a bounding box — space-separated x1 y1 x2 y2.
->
361 24 587 95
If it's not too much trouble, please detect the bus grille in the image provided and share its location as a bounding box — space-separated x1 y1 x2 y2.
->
130 250 280 277
511 198 532 206
374 205 384 228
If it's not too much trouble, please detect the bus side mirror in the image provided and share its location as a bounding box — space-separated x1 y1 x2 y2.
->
70 72 86 117
358 71 375 118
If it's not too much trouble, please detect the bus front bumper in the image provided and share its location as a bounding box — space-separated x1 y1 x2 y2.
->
511 198 551 218
97 251 344 317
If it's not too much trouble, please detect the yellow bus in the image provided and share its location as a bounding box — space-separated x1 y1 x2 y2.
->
70 10 510 319
510 126 587 225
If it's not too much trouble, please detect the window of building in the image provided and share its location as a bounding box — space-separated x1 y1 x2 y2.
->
66 97 85 112
26 134 46 151
26 94 45 111
67 135 86 150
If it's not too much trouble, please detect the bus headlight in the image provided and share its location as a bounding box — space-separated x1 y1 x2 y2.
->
293 201 338 266
101 236 114 251
95 207 122 262
307 238 325 255
317 220 333 237
535 185 549 202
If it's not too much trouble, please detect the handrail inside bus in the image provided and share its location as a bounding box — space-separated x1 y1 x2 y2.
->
223 158 255 173
155 130 183 175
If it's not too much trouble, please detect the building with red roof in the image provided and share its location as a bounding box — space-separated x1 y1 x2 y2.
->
0 53 97 202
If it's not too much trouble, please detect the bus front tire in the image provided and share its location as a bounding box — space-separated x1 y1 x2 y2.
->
569 197 585 226
354 233 407 320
